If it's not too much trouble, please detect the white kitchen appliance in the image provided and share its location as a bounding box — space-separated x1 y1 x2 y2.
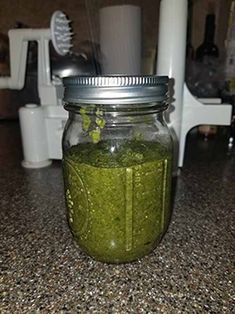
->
156 0 232 167
0 10 72 168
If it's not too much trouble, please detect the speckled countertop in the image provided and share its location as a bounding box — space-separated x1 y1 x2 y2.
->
1 121 235 313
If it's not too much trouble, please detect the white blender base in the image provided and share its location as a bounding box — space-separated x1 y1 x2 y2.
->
22 159 52 169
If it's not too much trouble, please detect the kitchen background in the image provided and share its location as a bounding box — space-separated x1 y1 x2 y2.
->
0 0 232 66
0 0 234 119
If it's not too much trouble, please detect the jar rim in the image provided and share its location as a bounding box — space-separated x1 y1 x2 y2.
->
63 75 169 105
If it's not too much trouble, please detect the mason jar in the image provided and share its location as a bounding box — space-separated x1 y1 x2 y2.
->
62 75 172 263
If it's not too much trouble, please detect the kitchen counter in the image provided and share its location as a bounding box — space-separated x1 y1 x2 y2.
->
1 121 234 313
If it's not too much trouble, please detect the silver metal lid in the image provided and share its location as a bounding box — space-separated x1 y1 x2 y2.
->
63 75 169 104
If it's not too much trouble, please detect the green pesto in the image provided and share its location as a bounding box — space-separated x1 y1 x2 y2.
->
79 106 106 143
63 141 172 263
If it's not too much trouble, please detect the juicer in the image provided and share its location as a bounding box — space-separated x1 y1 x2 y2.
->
0 11 72 168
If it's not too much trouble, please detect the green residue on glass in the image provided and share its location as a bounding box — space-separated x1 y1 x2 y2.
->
79 107 91 132
95 117 106 129
95 107 104 117
79 105 106 144
88 128 101 144
133 131 144 141
63 140 172 263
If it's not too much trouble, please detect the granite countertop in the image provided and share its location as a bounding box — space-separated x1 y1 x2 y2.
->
1 121 235 313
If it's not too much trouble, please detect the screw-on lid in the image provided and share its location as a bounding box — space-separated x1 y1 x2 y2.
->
63 75 169 104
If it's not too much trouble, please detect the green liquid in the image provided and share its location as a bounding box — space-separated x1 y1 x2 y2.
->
63 141 172 263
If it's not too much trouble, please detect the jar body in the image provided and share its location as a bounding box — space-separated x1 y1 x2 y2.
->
62 104 172 263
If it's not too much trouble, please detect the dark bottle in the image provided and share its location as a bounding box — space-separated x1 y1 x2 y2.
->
186 0 194 60
196 14 219 61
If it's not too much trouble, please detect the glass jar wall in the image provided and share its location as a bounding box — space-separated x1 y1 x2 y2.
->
62 75 172 263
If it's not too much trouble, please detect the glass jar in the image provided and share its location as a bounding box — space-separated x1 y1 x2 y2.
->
62 75 172 263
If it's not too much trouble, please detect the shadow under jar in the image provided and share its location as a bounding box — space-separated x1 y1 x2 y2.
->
62 75 173 263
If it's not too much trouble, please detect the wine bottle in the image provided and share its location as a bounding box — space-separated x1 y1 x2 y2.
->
196 14 219 61
186 0 194 60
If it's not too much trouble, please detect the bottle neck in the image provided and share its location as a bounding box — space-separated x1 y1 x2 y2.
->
204 14 216 44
